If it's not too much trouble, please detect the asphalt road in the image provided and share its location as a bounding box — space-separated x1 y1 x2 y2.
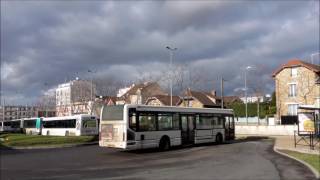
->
0 139 316 180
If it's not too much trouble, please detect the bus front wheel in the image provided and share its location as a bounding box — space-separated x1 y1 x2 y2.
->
159 136 170 151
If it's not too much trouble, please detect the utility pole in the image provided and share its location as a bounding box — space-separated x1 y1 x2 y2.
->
221 77 224 109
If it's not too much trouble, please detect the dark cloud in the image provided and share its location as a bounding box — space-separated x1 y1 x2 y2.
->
1 0 319 104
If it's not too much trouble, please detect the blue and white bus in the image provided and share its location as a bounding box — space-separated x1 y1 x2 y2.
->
99 105 235 150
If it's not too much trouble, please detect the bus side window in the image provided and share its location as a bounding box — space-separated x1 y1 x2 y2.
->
138 113 156 131
158 113 173 130
197 114 213 129
173 113 180 130
129 113 137 131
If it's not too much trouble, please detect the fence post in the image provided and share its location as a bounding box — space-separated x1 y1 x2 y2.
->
294 130 297 148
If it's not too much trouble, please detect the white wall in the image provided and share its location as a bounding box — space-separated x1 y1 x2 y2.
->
235 125 298 136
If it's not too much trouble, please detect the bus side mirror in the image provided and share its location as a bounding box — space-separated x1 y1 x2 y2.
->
141 134 145 140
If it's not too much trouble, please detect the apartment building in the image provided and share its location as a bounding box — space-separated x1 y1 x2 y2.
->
55 78 96 116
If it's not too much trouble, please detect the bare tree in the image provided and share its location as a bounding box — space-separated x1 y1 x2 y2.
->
36 90 56 117
297 70 318 104
93 76 123 97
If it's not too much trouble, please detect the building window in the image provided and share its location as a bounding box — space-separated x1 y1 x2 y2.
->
289 83 297 97
291 67 297 77
288 104 298 115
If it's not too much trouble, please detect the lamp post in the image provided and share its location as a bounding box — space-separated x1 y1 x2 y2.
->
166 46 177 106
244 66 253 124
43 82 49 117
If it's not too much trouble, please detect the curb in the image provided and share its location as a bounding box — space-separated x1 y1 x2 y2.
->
2 141 98 150
273 146 320 179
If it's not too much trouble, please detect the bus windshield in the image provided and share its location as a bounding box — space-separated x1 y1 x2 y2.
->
101 105 124 121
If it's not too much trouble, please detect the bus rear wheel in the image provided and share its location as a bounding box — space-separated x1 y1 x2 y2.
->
159 136 170 151
216 133 223 144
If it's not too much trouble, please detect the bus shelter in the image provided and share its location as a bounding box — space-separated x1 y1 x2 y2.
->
294 105 320 150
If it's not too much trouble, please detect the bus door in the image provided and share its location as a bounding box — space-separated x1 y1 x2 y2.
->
224 116 235 141
181 115 195 144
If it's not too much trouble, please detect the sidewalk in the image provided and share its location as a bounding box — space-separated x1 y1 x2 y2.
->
273 135 320 155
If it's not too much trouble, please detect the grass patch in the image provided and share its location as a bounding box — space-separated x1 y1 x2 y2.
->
0 133 97 147
279 150 320 173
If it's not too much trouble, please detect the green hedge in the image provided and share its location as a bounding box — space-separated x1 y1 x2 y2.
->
227 102 275 118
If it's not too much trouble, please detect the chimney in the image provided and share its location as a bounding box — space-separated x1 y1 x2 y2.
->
211 90 216 96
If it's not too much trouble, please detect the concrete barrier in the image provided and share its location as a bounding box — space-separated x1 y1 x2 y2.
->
235 125 298 136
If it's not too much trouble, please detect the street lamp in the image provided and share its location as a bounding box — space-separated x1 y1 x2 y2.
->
244 66 253 124
166 46 177 106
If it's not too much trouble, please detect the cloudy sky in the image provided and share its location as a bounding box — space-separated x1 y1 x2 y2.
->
1 0 319 105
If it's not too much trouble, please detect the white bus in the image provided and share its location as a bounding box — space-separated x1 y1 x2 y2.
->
99 105 235 150
22 117 42 135
41 114 98 136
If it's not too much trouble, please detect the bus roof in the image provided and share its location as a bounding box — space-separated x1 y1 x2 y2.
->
101 105 233 119
42 114 96 121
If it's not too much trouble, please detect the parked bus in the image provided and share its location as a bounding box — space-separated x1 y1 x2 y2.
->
99 105 235 150
41 114 98 136
22 117 42 135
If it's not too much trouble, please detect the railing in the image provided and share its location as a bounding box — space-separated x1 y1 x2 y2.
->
294 130 319 150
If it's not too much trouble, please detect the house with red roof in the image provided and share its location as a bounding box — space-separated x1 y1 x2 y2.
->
272 59 320 119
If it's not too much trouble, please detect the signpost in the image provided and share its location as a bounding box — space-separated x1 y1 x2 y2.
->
298 113 315 136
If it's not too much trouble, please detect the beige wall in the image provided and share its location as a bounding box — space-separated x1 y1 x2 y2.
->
180 99 204 108
275 66 320 117
146 99 163 106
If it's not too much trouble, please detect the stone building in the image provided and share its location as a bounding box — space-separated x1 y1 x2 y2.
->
272 59 320 118
117 82 167 105
0 105 56 121
0 105 37 121
180 89 221 108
